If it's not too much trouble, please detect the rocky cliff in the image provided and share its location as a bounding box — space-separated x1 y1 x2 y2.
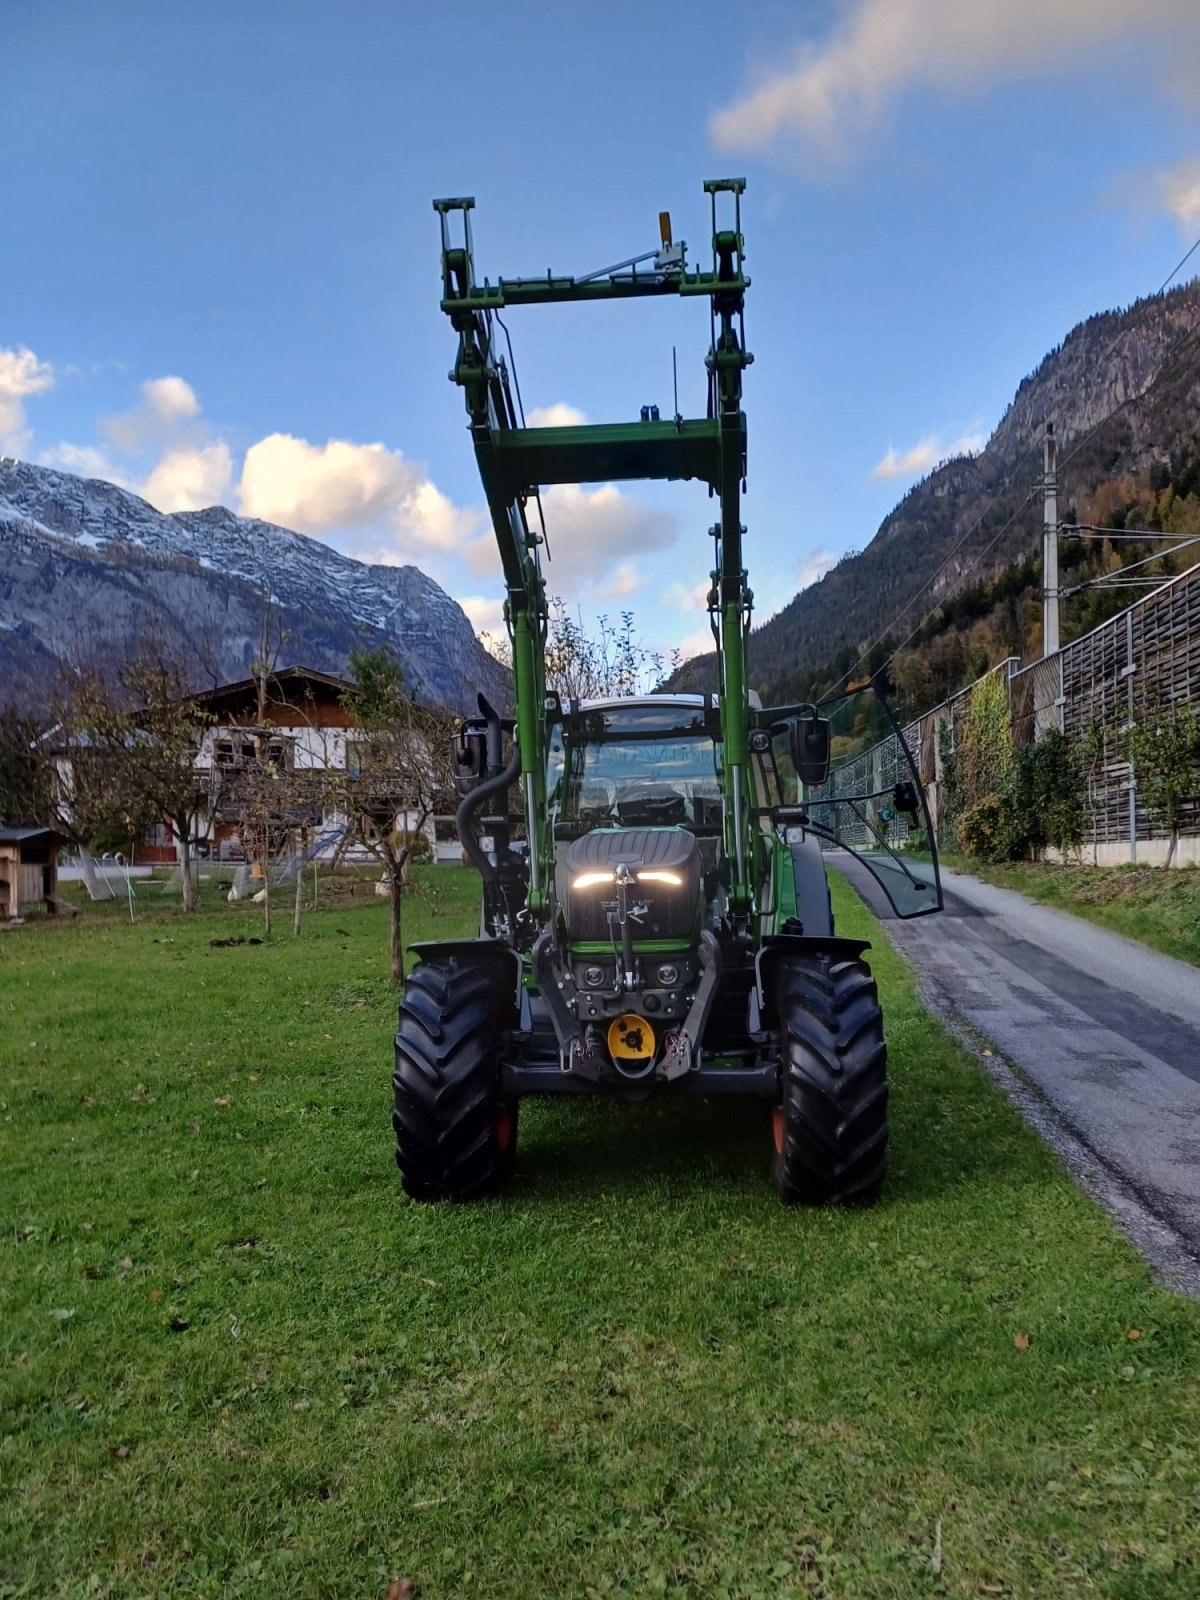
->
675 278 1200 698
0 462 508 711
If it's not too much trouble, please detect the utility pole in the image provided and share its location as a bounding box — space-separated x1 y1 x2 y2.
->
1042 422 1060 657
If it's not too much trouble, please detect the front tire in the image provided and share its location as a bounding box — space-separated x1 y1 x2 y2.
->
393 959 517 1201
771 949 887 1205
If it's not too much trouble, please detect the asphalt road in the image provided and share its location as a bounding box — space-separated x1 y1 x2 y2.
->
833 855 1200 1295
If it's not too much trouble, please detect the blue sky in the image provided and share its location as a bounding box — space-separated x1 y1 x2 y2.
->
4 0 1200 661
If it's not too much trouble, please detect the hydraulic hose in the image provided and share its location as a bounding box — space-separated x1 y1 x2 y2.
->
455 746 521 885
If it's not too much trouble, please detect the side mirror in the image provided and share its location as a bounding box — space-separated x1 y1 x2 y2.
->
450 727 486 796
789 712 831 787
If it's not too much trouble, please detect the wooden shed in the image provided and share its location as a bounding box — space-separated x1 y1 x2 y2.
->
0 827 66 921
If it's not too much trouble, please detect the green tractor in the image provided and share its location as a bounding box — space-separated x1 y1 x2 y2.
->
394 182 942 1203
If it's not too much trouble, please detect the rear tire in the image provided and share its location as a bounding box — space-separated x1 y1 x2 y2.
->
770 949 887 1205
393 960 517 1201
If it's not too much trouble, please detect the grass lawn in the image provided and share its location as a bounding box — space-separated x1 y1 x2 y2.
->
3 867 1200 1599
941 858 1200 968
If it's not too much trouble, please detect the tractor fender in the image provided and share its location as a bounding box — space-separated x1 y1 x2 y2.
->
751 934 872 1032
406 939 524 1026
787 830 834 938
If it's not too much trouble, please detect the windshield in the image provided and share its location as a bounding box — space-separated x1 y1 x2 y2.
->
549 729 723 829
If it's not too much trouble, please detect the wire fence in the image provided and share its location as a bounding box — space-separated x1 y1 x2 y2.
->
823 561 1200 864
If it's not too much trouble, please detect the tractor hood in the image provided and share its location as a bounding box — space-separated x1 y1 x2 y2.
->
560 827 703 945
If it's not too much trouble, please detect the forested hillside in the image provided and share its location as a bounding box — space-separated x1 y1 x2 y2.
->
672 278 1200 716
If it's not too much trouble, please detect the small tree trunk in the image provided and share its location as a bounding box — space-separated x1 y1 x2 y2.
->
179 831 197 914
293 831 305 935
1167 825 1179 869
263 878 271 939
389 875 404 985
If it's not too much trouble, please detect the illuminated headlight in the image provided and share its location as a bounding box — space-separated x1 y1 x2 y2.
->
572 871 615 891
637 870 682 886
584 965 606 988
657 963 679 986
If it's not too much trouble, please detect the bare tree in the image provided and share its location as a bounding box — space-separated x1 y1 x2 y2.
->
45 665 157 899
337 646 456 983
481 598 679 699
105 653 212 913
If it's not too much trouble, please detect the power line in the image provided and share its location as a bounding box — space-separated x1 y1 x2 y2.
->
826 233 1200 692
1059 535 1200 598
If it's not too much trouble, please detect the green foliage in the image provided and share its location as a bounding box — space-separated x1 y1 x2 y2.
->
958 726 1087 863
956 793 1016 863
1123 705 1200 861
936 717 961 849
0 708 52 826
345 643 408 728
1008 728 1088 858
961 672 1013 808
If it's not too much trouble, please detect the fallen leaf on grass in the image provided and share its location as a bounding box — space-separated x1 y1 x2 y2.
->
386 1581 415 1600
120 1257 133 1270
294 1398 310 1411
148 1290 163 1303
108 1444 131 1459
214 1096 231 1107
1013 1332 1030 1351
1127 1328 1141 1340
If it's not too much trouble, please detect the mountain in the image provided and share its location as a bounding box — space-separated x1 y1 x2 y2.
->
673 278 1200 703
0 462 508 711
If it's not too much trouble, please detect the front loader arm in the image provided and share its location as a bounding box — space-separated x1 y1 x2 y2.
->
434 182 754 921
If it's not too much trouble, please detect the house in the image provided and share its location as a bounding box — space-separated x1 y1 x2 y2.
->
48 665 461 874
0 826 67 920
189 666 459 866
188 666 360 864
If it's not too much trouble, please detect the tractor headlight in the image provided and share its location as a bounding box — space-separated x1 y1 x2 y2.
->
637 870 682 886
571 870 615 891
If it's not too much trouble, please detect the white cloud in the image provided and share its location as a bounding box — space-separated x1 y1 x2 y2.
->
140 442 234 513
711 0 1200 159
872 428 982 482
1154 153 1200 236
0 345 55 450
662 577 711 613
39 441 125 482
459 595 507 640
795 548 836 591
103 375 201 452
238 433 433 538
597 563 644 601
675 624 716 662
526 402 587 428
534 482 680 595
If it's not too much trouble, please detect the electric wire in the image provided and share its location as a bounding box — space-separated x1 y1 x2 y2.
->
1059 534 1200 597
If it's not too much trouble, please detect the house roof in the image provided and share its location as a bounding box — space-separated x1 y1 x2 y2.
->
0 826 67 845
192 666 356 706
